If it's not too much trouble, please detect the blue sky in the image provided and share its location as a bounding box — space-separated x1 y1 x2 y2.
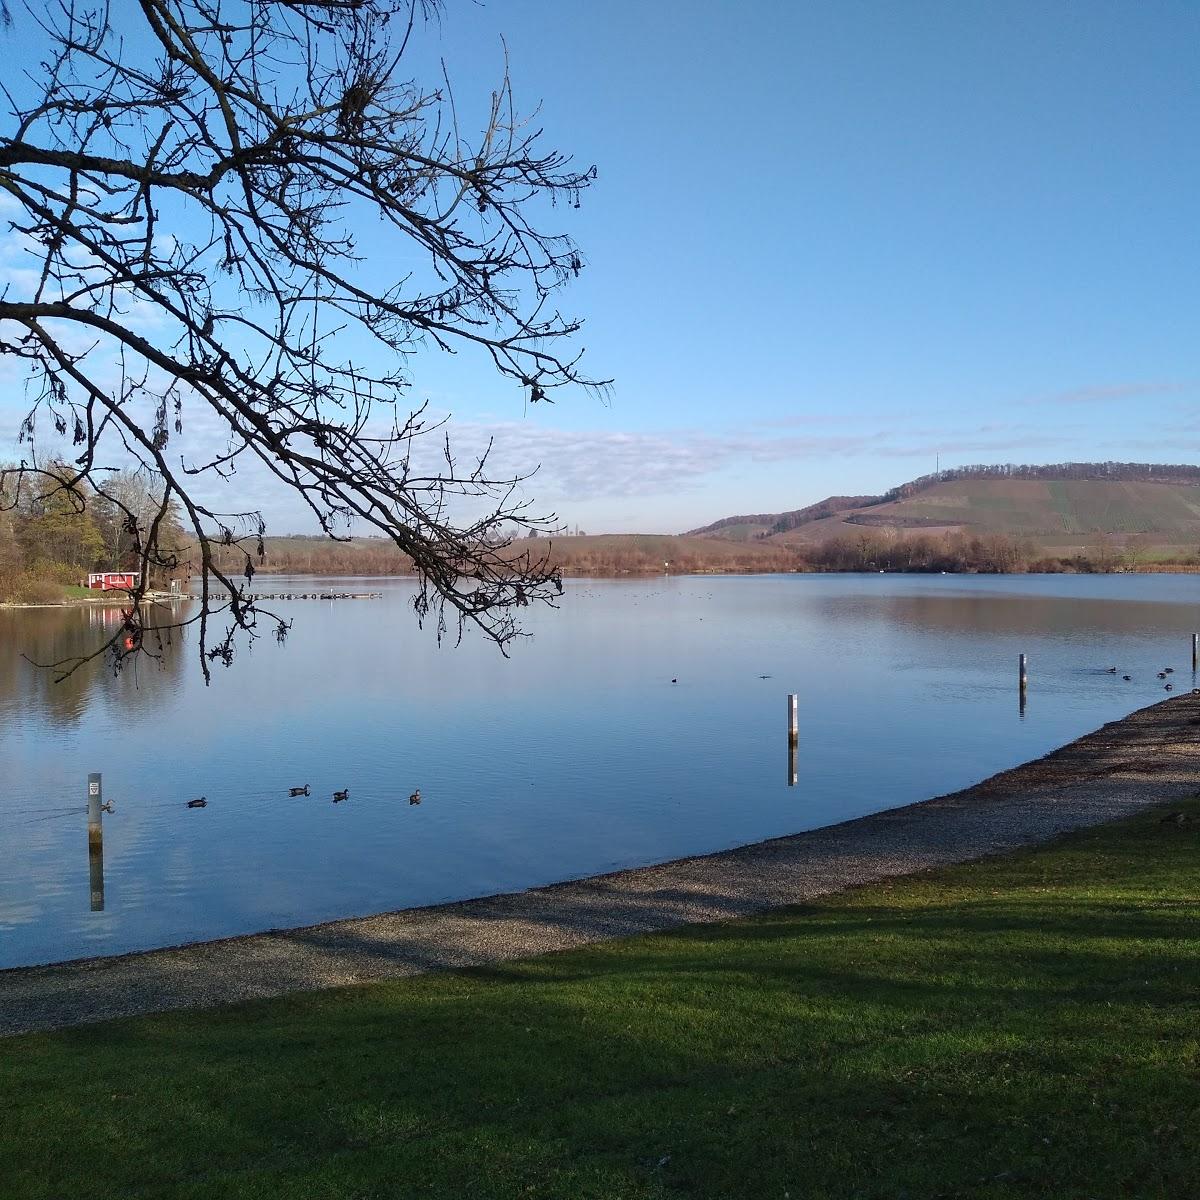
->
3 1 1198 532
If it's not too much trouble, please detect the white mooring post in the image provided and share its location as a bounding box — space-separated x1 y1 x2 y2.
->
87 772 102 843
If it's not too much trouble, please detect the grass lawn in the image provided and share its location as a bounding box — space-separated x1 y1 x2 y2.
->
2 802 1198 1199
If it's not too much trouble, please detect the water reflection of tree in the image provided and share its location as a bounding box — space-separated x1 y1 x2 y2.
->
0 606 188 726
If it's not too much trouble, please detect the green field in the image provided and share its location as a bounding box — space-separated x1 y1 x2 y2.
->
3 800 1198 1199
864 480 1200 535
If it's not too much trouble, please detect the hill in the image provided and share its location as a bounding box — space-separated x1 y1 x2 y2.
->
687 495 878 541
695 464 1200 557
682 512 780 542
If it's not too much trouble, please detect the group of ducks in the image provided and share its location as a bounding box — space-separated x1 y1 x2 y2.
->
1106 665 1177 690
186 786 422 809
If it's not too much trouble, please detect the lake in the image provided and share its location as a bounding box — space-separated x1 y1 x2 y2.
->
2 572 1198 969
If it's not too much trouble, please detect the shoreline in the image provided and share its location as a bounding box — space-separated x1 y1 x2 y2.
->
4 692 1200 1037
0 590 178 610
3 563 1200 609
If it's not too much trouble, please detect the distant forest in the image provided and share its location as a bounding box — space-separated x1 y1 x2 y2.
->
766 496 881 535
688 511 787 534
691 496 881 537
880 462 1200 503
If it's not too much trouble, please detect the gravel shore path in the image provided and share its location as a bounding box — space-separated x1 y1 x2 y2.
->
4 693 1199 1038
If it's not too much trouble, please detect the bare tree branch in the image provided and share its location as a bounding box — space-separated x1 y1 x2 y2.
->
0 0 605 678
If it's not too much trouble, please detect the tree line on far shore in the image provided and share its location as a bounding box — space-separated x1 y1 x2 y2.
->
798 530 1171 573
211 528 1196 580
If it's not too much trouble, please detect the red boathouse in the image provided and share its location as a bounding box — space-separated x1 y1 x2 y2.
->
84 572 141 591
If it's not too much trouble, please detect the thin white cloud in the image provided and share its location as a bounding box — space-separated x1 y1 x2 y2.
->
428 418 1084 502
1024 380 1196 407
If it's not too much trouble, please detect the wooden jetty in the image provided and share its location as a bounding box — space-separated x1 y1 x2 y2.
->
182 592 383 602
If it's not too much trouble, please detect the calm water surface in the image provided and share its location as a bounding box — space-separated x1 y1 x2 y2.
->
2 572 1198 968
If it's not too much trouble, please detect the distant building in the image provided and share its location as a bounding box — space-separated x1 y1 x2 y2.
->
84 571 140 591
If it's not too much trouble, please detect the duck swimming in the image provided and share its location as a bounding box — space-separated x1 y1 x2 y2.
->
332 789 349 803
408 789 421 806
289 785 310 797
186 797 207 809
